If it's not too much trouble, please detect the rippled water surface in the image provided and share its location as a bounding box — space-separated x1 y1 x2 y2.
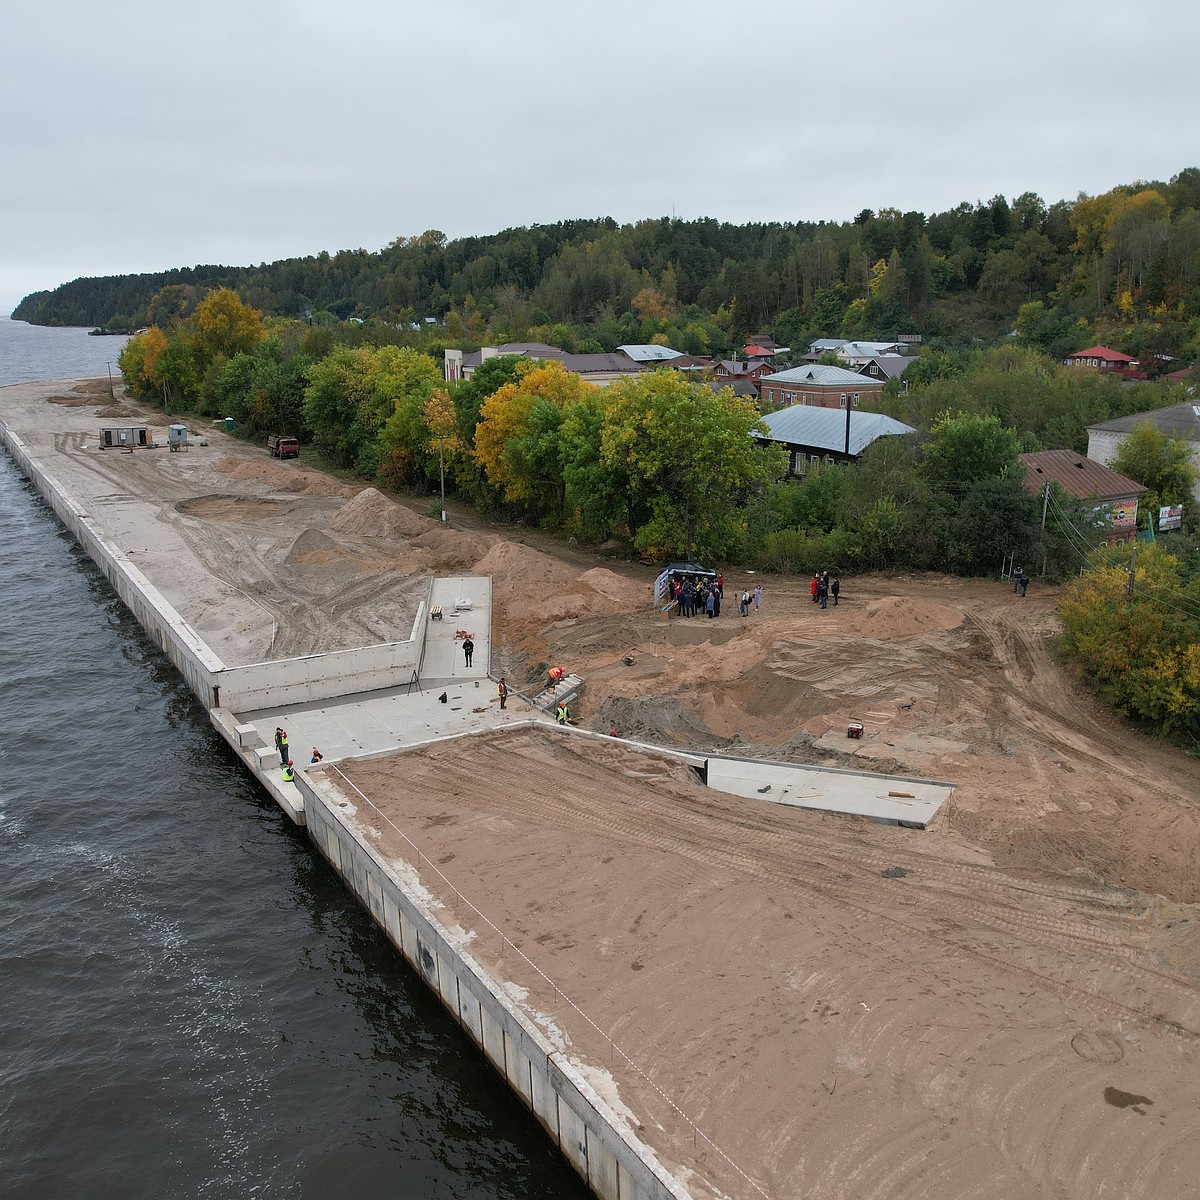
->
0 320 586 1198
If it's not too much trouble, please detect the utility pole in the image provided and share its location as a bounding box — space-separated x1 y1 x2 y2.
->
106 361 114 399
1041 481 1050 530
1125 543 1137 606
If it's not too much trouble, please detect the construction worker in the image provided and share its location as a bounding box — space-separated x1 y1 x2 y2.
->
497 678 509 710
310 747 323 764
281 760 295 783
279 729 289 765
547 664 564 690
274 727 285 761
556 701 569 725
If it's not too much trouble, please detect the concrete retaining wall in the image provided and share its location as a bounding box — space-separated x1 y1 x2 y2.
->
1 428 225 705
216 614 425 710
0 428 428 713
298 771 692 1200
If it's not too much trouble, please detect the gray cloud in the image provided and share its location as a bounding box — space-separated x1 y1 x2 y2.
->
2 0 1195 312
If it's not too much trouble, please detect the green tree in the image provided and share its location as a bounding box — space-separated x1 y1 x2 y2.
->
921 411 1022 491
560 391 628 541
303 345 376 467
1059 545 1200 736
946 476 1041 575
600 374 783 560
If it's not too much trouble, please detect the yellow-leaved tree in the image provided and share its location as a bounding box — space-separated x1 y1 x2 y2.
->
474 362 595 510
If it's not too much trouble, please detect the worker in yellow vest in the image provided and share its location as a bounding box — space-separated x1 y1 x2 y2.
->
281 760 296 783
556 701 569 725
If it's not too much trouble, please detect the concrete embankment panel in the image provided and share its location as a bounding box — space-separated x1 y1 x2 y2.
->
0 428 429 718
297 771 692 1200
0 427 224 707
217 633 423 711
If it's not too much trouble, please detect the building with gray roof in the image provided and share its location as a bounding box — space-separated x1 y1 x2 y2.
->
759 363 885 413
617 344 683 363
1086 401 1200 500
754 405 914 475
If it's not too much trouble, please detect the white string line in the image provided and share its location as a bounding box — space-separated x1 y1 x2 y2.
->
329 764 771 1200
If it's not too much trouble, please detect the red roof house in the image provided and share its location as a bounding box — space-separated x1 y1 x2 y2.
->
1063 346 1144 378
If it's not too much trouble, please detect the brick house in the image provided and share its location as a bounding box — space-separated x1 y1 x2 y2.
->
757 364 884 414
1019 449 1147 546
1063 346 1145 379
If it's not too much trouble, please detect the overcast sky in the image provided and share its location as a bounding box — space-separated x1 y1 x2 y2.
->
2 0 1195 314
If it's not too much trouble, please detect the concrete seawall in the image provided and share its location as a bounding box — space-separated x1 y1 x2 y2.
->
1 427 427 714
299 767 691 1200
0 421 696 1200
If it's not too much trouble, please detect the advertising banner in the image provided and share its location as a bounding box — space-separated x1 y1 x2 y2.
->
1158 504 1183 531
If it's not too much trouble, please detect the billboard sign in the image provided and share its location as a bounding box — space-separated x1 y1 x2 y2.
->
1159 504 1183 531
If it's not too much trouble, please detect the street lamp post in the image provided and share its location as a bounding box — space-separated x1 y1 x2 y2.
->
106 361 114 398
438 436 446 523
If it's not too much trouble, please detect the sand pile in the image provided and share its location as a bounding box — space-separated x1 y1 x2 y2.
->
211 457 356 498
329 486 434 540
411 527 493 568
577 566 641 605
95 404 140 419
476 540 581 592
284 528 346 567
846 595 964 639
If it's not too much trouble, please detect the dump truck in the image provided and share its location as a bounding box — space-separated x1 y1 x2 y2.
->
267 434 300 459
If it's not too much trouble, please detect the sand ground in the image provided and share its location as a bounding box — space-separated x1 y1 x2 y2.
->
6 379 1200 1199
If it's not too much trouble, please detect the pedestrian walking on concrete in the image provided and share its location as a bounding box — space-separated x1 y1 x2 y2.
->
831 576 840 606
462 637 474 667
753 584 762 612
498 678 508 709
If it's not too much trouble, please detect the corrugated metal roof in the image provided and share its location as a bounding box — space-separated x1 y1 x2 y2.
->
757 406 914 456
617 344 683 362
1018 450 1147 501
1087 400 1200 441
763 363 870 386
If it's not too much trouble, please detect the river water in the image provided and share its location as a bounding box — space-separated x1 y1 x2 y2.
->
0 317 586 1199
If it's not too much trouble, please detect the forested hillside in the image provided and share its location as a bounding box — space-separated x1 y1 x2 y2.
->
16 169 1200 364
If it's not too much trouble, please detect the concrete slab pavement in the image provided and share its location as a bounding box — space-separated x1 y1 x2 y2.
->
423 575 492 684
704 755 953 828
238 677 551 767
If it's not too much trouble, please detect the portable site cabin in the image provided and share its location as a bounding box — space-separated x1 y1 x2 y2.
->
98 425 150 449
167 424 189 451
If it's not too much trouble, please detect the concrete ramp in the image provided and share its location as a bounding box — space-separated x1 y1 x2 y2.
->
421 575 492 684
704 756 953 828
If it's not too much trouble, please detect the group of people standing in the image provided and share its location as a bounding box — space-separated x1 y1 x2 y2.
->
810 571 840 609
666 572 763 619
666 571 724 618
